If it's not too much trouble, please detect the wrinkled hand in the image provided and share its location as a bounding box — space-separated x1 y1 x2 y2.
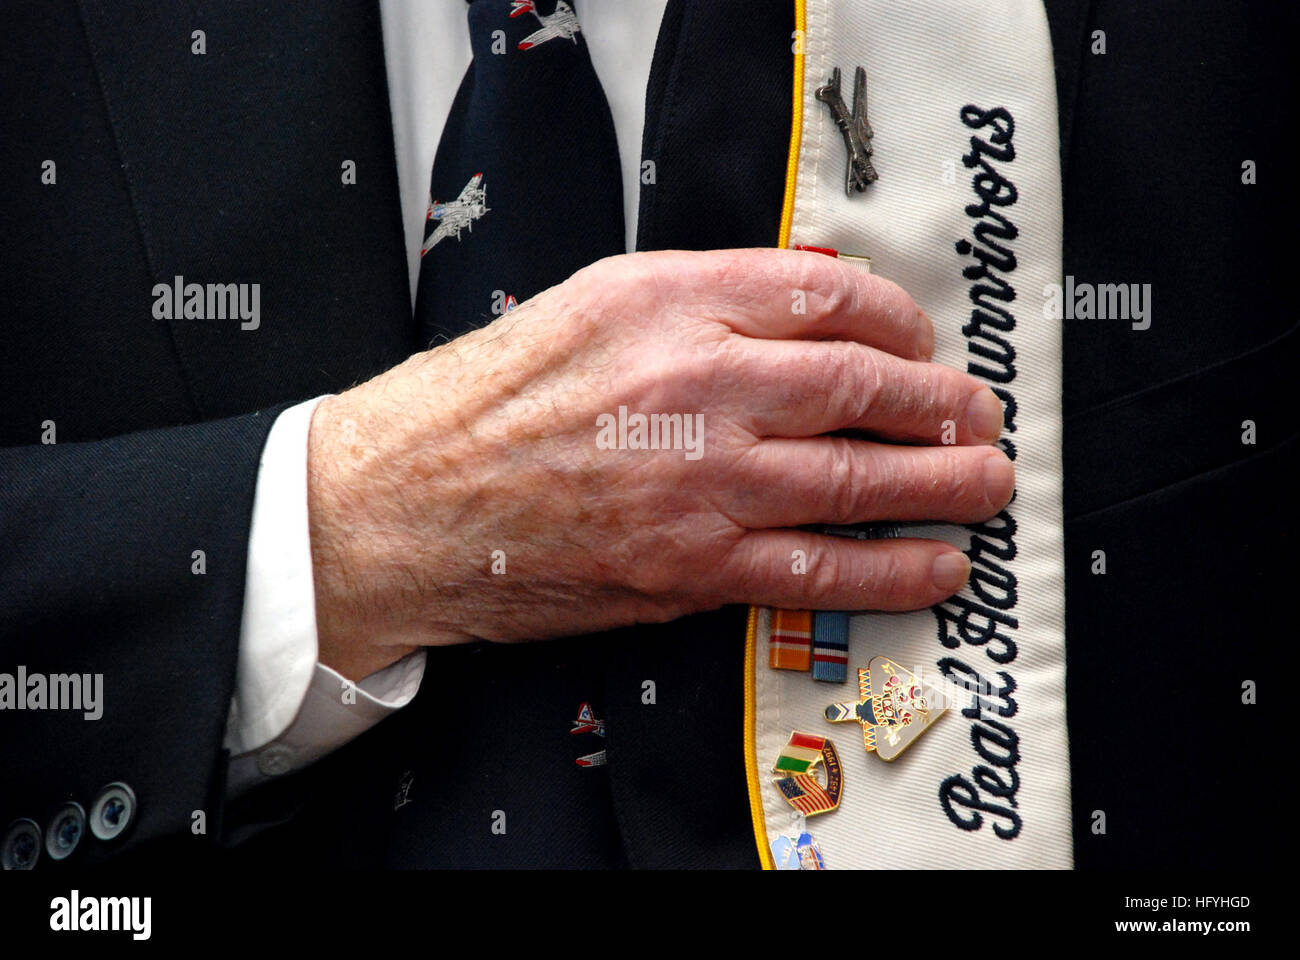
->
306 249 1012 679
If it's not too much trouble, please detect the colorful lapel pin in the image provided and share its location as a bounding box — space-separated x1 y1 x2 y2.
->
824 657 947 761
772 831 827 871
570 701 606 768
771 732 844 816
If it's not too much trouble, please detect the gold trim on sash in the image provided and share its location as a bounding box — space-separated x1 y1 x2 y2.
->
747 0 808 871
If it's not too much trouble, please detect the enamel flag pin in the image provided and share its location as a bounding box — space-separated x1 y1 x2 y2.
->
824 657 947 761
772 811 827 870
771 732 843 816
814 66 878 194
570 702 606 768
771 831 827 871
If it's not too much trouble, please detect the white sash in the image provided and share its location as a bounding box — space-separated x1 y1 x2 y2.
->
750 0 1071 869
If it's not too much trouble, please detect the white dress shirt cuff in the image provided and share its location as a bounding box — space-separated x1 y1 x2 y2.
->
223 395 427 795
225 395 329 756
227 652 427 790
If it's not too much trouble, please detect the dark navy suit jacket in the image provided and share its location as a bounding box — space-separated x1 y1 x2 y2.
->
0 0 1290 870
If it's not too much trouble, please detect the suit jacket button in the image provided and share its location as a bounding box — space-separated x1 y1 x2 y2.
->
44 802 86 861
2 818 42 870
89 782 137 841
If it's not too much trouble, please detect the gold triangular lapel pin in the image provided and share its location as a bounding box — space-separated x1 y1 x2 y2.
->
824 656 947 761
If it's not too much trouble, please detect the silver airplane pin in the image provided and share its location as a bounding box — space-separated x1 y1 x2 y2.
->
815 66 878 195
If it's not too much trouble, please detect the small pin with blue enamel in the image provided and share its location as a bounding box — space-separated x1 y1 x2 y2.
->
772 830 827 870
814 66 878 194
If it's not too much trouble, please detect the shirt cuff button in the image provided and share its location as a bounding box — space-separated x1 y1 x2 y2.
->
256 744 296 777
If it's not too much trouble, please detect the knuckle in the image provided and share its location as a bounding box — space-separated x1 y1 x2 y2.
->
652 346 718 408
585 252 674 318
718 536 774 603
825 439 862 522
727 556 769 605
851 348 886 421
708 333 752 390
804 545 844 605
818 281 855 327
567 255 622 298
804 266 853 328
813 347 859 423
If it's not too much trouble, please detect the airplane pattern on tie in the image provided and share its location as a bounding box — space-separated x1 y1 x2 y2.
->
511 0 580 50
421 172 489 255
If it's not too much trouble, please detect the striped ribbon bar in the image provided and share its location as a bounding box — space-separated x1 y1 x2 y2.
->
811 611 850 683
768 609 813 671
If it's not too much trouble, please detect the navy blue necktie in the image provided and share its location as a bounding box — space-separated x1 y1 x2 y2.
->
415 0 625 344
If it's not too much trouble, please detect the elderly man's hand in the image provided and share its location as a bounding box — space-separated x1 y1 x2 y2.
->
306 248 1012 679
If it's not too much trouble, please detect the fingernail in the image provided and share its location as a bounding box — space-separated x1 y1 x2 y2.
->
932 552 971 592
918 310 935 360
966 388 1003 441
983 453 1016 508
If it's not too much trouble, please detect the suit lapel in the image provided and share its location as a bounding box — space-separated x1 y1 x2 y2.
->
599 0 793 869
1041 0 1093 179
74 0 415 418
